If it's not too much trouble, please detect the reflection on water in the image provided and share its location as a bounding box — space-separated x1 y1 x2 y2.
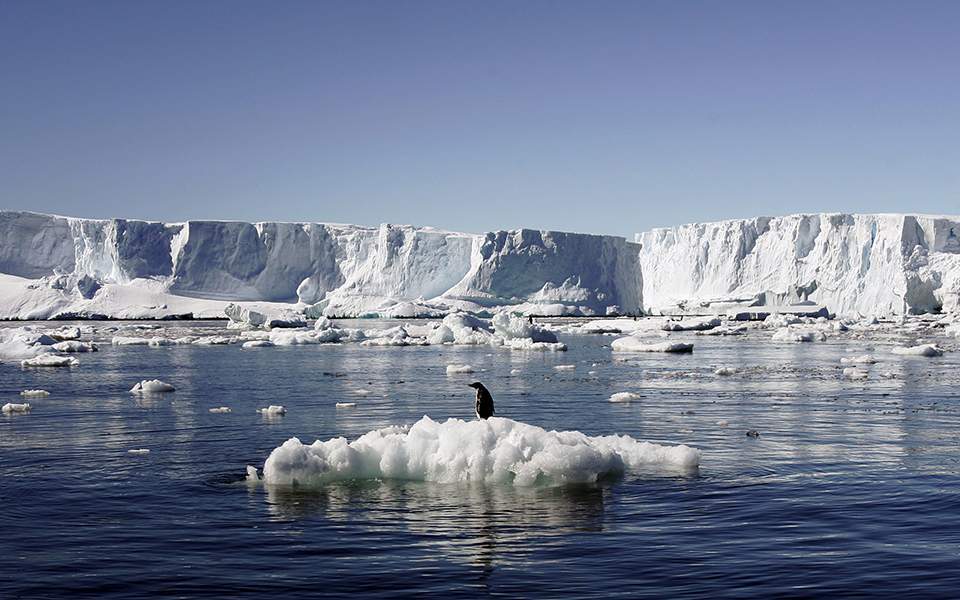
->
264 480 607 569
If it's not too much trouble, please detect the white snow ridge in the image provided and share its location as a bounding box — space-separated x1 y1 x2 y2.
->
262 416 699 487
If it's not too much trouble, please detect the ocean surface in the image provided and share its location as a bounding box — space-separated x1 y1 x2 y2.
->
3 320 960 598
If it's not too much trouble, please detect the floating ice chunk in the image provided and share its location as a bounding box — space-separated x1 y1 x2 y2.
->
446 364 474 374
2 402 31 414
611 337 694 353
491 312 559 343
501 338 567 351
246 465 261 482
714 367 736 376
353 389 372 396
716 420 729 427
130 379 176 394
554 364 576 371
127 448 150 455
697 325 748 336
48 326 82 341
609 392 640 403
335 402 357 408
112 336 152 346
763 314 803 329
891 343 943 357
258 405 286 416
843 367 869 380
193 336 239 346
262 416 700 487
51 340 98 353
429 313 494 345
20 389 50 397
510 368 522 375
21 355 79 367
662 317 721 332
209 406 232 413
771 328 827 343
313 317 332 331
840 354 877 365
242 340 275 349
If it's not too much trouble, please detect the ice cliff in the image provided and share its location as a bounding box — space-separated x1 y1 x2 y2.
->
2 211 959 320
637 213 960 317
0 211 641 319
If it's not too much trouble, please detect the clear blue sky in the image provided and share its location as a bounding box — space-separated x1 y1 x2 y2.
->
1 1 958 236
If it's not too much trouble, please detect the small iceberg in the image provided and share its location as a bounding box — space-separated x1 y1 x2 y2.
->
21 355 79 367
262 416 700 487
21 389 50 397
2 402 31 414
130 379 176 394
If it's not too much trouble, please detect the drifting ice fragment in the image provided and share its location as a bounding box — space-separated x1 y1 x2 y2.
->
21 355 79 367
611 337 694 353
609 392 640 403
258 405 286 416
130 379 176 393
2 402 31 414
21 390 50 397
891 344 943 357
209 407 232 413
262 416 700 487
446 364 474 374
127 449 150 455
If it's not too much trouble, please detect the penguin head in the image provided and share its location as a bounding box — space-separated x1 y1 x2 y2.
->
468 382 485 390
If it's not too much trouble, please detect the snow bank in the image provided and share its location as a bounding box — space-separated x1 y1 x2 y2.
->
130 379 176 393
611 337 694 353
261 416 700 487
2 402 31 414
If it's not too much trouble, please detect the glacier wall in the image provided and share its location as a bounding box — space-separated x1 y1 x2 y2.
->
636 213 960 317
0 211 641 319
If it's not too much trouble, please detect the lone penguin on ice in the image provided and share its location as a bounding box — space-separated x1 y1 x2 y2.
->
468 382 495 420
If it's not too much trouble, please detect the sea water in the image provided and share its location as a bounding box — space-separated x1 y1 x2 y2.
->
2 320 960 597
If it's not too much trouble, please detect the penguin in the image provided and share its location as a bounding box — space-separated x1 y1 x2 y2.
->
468 382 495 420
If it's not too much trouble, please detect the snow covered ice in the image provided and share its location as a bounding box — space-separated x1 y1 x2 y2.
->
21 355 79 367
611 338 694 353
261 416 700 487
20 389 50 397
2 402 31 414
130 379 176 393
609 392 641 403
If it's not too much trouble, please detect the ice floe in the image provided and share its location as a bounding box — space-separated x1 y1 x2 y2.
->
609 392 641 403
446 364 474 374
21 355 78 367
209 406 232 413
20 389 50 397
891 343 943 357
261 416 700 486
2 402 31 414
258 405 286 416
130 379 176 393
611 337 694 353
